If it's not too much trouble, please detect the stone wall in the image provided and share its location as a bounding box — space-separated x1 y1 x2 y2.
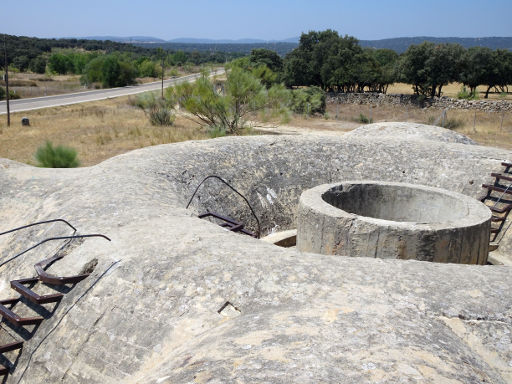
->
327 92 512 112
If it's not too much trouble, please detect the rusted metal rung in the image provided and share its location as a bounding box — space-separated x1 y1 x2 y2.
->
488 204 512 214
491 228 500 233
219 222 243 231
204 214 244 232
11 278 63 304
491 216 506 222
491 173 512 182
0 298 19 307
0 341 23 354
483 184 512 195
198 212 257 237
229 224 245 232
238 228 258 237
0 364 9 376
501 162 512 169
0 304 43 327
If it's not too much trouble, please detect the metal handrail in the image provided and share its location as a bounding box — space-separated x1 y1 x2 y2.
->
491 182 512 244
0 234 111 268
490 183 512 210
0 219 77 237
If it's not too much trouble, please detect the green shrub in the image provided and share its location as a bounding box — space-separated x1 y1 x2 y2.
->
135 92 175 126
289 87 326 115
172 68 290 135
48 53 73 74
0 88 21 100
81 55 136 88
357 113 373 124
149 104 175 126
8 90 21 100
29 56 47 74
7 65 19 73
457 86 478 100
35 141 80 168
137 59 159 78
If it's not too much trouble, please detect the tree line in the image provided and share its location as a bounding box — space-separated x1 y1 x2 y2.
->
266 30 512 98
2 31 511 98
133 41 298 56
0 34 243 88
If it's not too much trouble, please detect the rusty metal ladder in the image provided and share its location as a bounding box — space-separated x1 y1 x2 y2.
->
481 162 512 247
0 220 110 379
186 175 261 238
198 212 257 238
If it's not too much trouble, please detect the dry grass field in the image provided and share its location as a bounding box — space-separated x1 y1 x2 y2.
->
0 97 210 166
0 73 84 98
388 82 512 100
324 102 512 148
0 91 511 167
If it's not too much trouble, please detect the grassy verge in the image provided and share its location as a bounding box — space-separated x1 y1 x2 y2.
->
0 96 209 166
0 66 210 98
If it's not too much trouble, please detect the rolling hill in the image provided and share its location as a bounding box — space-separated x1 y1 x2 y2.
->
84 35 512 55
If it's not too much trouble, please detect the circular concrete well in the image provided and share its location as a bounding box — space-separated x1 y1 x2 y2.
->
297 181 491 264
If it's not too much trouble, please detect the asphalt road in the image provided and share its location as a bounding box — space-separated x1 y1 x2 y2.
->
0 69 224 115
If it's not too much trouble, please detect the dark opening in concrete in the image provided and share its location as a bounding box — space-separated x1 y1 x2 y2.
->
322 183 467 223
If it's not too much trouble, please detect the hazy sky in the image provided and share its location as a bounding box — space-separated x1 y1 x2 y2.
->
2 0 511 40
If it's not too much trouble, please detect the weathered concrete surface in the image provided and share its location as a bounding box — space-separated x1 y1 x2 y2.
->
344 122 477 145
297 181 491 263
0 130 510 383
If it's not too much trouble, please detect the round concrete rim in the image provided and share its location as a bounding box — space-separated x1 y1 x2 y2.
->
300 180 492 230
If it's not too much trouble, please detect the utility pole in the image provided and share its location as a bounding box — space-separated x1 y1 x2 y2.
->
161 51 165 99
3 37 10 127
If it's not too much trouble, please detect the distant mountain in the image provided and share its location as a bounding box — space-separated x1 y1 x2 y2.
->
82 36 167 43
281 37 300 43
359 37 512 53
75 35 512 55
87 36 297 44
169 38 269 44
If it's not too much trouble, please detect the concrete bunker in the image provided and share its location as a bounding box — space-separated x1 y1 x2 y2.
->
2 131 512 383
297 181 491 264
